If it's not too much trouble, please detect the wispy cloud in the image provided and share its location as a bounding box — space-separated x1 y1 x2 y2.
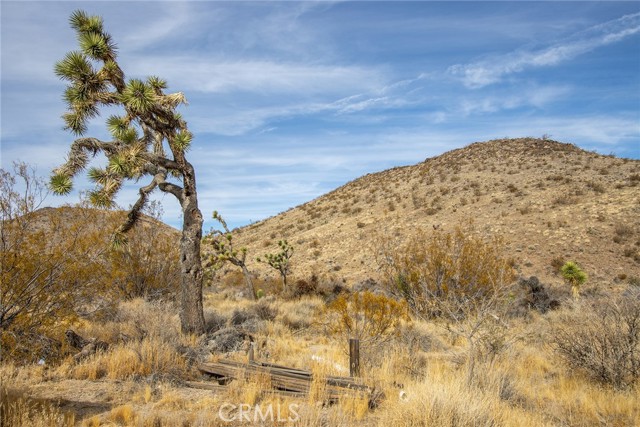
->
188 102 326 136
127 58 382 96
449 12 640 88
121 2 194 51
458 84 571 116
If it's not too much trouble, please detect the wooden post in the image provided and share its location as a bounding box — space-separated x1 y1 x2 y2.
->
248 342 255 363
349 338 360 377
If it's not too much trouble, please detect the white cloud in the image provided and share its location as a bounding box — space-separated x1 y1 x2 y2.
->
449 12 640 88
2 2 638 231
188 102 327 136
126 57 382 96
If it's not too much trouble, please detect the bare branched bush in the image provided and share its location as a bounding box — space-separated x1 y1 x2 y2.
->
1 164 94 362
552 292 640 389
101 203 180 301
375 221 515 321
373 221 517 384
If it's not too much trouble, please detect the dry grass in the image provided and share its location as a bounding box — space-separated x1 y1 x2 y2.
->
5 138 640 426
67 336 188 381
1 388 74 427
3 292 640 426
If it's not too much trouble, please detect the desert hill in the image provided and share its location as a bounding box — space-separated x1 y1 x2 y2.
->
25 206 180 238
19 206 180 255
230 138 640 288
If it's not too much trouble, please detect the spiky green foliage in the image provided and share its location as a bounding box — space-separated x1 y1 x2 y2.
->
69 10 103 34
120 79 156 113
148 76 168 91
561 261 587 297
88 189 114 208
173 130 193 151
54 51 94 81
79 31 110 59
51 9 192 214
257 239 294 290
87 166 110 185
106 115 130 139
51 10 205 335
50 173 74 195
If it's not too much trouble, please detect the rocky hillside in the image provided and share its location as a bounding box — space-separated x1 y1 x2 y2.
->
228 138 640 288
25 206 180 246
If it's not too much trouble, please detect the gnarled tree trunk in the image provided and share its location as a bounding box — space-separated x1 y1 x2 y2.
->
178 163 205 335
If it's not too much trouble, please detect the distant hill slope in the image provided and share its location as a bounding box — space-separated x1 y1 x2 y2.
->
25 206 180 243
229 138 640 287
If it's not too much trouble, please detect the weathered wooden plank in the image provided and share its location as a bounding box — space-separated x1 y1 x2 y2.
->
197 359 374 402
187 381 307 399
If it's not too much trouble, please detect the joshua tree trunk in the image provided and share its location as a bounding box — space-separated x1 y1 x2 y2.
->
178 163 205 335
241 264 257 300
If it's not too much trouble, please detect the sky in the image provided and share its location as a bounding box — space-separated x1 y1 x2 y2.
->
1 1 639 230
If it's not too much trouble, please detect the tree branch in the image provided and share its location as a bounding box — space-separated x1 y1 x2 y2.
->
118 174 161 235
138 151 181 171
158 181 185 203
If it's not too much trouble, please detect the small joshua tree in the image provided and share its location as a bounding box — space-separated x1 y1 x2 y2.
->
257 240 294 291
204 211 257 300
561 261 588 298
49 10 205 334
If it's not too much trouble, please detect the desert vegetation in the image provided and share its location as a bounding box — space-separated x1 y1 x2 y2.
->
1 162 181 365
2 10 640 427
2 154 640 425
2 262 639 426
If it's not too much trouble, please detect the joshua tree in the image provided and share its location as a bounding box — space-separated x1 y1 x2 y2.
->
50 10 205 334
561 261 587 298
257 240 294 291
204 211 257 300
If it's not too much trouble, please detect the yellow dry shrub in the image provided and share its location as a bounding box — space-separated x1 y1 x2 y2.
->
1 163 180 364
326 291 409 350
81 415 101 427
0 179 108 363
100 203 180 301
109 404 136 425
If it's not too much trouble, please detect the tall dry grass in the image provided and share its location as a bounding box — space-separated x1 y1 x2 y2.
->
1 388 74 427
68 336 188 381
3 291 640 426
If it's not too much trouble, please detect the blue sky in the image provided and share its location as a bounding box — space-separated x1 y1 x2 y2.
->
1 1 639 230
